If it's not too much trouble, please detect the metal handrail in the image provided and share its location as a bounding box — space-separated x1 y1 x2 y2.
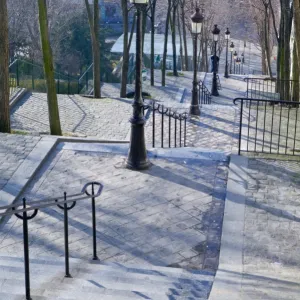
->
78 63 94 82
233 98 300 156
198 79 212 104
148 101 188 148
0 182 103 300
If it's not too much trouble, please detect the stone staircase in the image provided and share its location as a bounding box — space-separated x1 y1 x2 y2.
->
0 255 214 300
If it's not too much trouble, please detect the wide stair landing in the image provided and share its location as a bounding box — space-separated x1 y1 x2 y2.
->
0 255 214 300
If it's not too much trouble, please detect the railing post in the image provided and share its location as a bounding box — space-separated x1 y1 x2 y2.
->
16 60 20 87
22 199 32 300
246 79 249 98
91 183 98 260
31 60 34 90
238 99 244 155
152 102 155 148
63 192 71 277
68 70 70 95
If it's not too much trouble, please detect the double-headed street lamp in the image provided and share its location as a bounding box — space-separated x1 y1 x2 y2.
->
126 0 150 170
224 28 230 78
211 24 220 96
190 7 204 116
233 50 238 74
229 42 234 74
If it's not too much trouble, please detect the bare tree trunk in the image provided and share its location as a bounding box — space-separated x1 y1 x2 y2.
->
0 0 10 133
293 39 299 101
150 0 157 86
294 1 300 71
85 0 101 98
180 1 188 71
162 0 171 86
177 8 183 71
171 3 178 76
121 0 129 97
38 0 61 135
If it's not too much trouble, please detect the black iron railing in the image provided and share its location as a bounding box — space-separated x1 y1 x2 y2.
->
234 98 300 156
0 182 103 300
245 77 300 102
145 102 188 148
198 79 212 104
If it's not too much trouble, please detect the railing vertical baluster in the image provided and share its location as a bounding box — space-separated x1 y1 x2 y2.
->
270 105 275 153
247 100 251 152
91 183 98 260
63 192 71 278
152 102 155 148
238 100 244 155
180 117 182 147
174 117 177 148
285 106 290 155
246 79 249 98
161 105 164 148
262 102 267 153
278 104 283 154
68 70 70 95
169 112 171 148
254 100 259 152
16 59 20 87
22 198 31 300
31 60 34 90
184 116 187 147
293 107 298 155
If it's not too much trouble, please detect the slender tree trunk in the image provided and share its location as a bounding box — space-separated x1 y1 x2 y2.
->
162 0 171 86
85 0 101 98
150 0 157 86
180 1 188 71
121 0 129 97
38 0 61 135
294 0 300 73
264 7 272 78
293 39 299 101
171 4 178 76
177 8 183 71
0 0 10 133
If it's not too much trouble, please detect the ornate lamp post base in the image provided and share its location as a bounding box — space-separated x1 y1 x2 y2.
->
126 118 150 170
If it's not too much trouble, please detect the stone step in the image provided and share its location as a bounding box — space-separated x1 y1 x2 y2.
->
0 255 214 300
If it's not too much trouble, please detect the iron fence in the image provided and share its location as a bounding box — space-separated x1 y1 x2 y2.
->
234 98 300 156
245 77 300 102
145 102 188 148
9 74 18 97
0 182 103 300
198 79 212 104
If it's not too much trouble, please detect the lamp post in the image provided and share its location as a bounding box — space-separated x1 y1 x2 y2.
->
233 50 237 74
190 7 204 115
229 42 234 74
126 0 150 170
241 52 244 74
236 57 241 74
224 28 230 78
211 24 220 96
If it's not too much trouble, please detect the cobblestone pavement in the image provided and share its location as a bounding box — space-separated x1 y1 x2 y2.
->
243 158 300 299
11 94 132 140
0 133 40 191
0 144 228 273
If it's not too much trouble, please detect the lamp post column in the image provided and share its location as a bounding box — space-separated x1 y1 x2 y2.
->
224 28 230 78
230 52 233 74
211 24 220 96
225 39 229 78
190 33 200 115
126 4 150 170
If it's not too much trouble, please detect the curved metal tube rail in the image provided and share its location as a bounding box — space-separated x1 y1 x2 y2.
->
0 182 103 300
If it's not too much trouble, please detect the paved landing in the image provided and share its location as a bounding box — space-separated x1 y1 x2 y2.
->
0 144 228 277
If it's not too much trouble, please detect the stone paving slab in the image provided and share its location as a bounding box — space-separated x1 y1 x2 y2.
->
0 143 228 275
210 154 300 300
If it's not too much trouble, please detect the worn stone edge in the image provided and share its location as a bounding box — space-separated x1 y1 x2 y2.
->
0 136 58 225
209 154 248 300
9 88 27 108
